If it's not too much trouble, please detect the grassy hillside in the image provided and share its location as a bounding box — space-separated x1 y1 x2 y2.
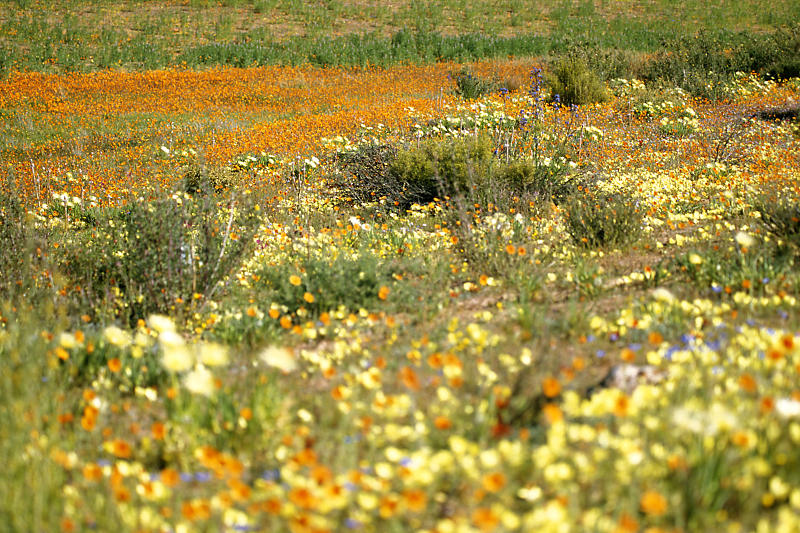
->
1 0 799 73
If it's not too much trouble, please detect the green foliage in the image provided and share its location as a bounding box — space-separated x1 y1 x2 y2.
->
182 162 245 195
754 193 800 252
562 190 643 249
0 185 51 303
0 316 71 530
61 192 261 324
453 67 497 100
390 135 496 202
546 56 609 106
643 25 800 99
255 249 394 317
494 157 581 205
333 143 402 205
675 241 793 295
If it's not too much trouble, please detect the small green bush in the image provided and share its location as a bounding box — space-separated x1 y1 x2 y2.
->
333 143 402 205
495 158 581 205
546 56 608 106
754 193 800 251
391 135 495 200
453 67 497 100
182 163 244 195
562 190 643 248
61 192 261 324
0 186 50 302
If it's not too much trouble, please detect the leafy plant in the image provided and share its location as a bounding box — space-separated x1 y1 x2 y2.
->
61 192 261 324
562 189 643 248
754 193 800 252
453 67 497 100
546 56 609 106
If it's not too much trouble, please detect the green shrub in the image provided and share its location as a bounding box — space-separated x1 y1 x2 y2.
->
61 192 261 324
562 189 643 248
546 56 608 106
754 193 800 251
0 186 50 302
182 162 244 195
495 157 582 205
453 67 497 100
334 136 586 211
642 25 800 99
391 135 495 203
333 143 402 205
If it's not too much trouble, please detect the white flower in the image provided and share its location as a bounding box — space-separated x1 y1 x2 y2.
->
652 288 675 303
162 346 194 373
148 314 176 333
259 346 297 373
59 332 78 349
103 326 132 348
197 342 228 367
183 365 215 397
776 398 800 418
158 330 184 348
735 231 757 248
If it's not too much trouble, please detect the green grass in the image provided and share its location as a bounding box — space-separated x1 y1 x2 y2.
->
1 0 798 74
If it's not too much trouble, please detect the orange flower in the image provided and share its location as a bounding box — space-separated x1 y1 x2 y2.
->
760 396 775 414
620 347 636 362
399 366 421 390
640 490 667 516
378 285 390 300
542 377 561 398
402 489 427 512
83 463 103 482
739 373 757 393
108 439 132 459
108 357 122 373
288 487 315 509
433 416 452 430
472 507 500 532
311 465 333 486
160 468 180 488
543 403 563 424
481 472 507 492
616 513 639 533
151 422 166 440
303 292 315 303
240 407 253 420
505 244 516 255
648 331 664 345
613 394 630 417
279 316 292 329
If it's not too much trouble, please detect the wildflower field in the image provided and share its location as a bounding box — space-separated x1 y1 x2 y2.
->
3 2 800 532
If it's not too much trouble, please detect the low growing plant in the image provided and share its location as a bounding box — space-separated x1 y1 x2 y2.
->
562 189 643 248
61 191 261 324
546 56 608 106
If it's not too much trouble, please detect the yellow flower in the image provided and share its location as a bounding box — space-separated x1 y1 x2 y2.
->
289 275 302 286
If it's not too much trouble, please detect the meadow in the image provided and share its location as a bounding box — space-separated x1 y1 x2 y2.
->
3 1 800 532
